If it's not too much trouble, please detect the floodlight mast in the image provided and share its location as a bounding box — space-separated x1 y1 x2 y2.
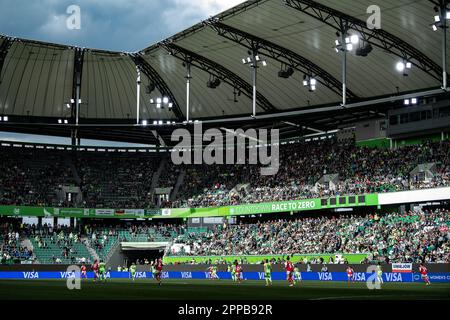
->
136 65 141 124
439 1 448 90
185 59 192 123
340 20 348 107
251 49 257 118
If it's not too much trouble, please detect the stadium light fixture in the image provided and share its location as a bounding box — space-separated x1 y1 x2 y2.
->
303 74 317 92
1 116 8 122
404 98 418 105
142 120 148 126
396 60 412 76
242 50 268 118
64 119 68 124
334 34 359 53
153 120 158 125
58 119 62 124
150 97 172 110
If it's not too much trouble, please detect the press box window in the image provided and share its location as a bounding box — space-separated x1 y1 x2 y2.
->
348 196 356 204
329 198 336 205
358 195 366 203
321 199 328 206
339 197 346 205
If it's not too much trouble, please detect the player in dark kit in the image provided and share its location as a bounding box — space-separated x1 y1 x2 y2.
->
419 263 431 286
346 265 355 284
235 260 243 284
81 262 87 279
155 258 163 286
92 260 99 282
285 257 294 287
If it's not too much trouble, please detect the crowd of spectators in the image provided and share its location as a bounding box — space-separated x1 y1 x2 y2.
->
75 152 160 209
172 139 450 208
0 139 448 209
0 147 75 207
171 209 450 264
0 222 33 264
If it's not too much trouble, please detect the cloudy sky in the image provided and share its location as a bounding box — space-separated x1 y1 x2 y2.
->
0 0 245 145
0 0 246 51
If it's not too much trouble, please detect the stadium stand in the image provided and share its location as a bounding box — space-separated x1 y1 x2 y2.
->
170 209 450 264
0 139 448 209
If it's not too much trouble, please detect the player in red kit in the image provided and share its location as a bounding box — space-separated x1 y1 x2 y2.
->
81 262 87 279
419 263 431 286
346 265 354 284
92 260 99 282
285 257 294 287
235 261 243 284
155 258 163 286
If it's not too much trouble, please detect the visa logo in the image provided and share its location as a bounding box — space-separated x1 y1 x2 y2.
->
161 272 169 279
60 272 76 279
135 272 146 278
23 272 39 279
258 272 265 280
181 272 192 279
353 273 366 281
386 273 403 282
318 272 332 281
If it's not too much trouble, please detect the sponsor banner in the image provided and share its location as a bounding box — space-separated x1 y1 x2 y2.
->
161 209 172 216
124 209 145 217
1 271 449 282
115 209 125 215
392 263 413 273
94 209 114 216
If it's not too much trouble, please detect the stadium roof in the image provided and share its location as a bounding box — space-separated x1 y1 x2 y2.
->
0 0 449 144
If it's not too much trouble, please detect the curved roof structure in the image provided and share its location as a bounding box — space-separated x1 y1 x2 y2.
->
0 0 449 143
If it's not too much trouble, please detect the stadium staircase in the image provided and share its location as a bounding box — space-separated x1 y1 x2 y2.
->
82 236 100 262
64 155 81 185
150 157 168 196
170 169 186 202
21 238 33 253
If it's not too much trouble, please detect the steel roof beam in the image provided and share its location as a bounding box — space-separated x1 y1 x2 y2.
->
284 0 443 81
160 42 277 112
207 21 358 99
130 54 184 120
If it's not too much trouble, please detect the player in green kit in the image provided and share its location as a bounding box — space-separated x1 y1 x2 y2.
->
98 260 106 282
151 262 157 279
212 265 219 279
231 263 237 282
294 265 301 285
377 264 383 287
130 262 137 281
263 259 272 286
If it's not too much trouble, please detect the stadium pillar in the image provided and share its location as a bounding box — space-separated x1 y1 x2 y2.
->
136 66 141 124
251 49 257 118
441 2 448 90
340 20 348 107
53 217 58 227
185 60 192 122
70 217 75 228
37 217 42 227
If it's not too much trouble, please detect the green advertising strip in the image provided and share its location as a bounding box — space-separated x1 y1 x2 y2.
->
0 193 379 219
163 254 369 265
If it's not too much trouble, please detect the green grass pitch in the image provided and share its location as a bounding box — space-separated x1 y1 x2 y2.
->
0 279 449 300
